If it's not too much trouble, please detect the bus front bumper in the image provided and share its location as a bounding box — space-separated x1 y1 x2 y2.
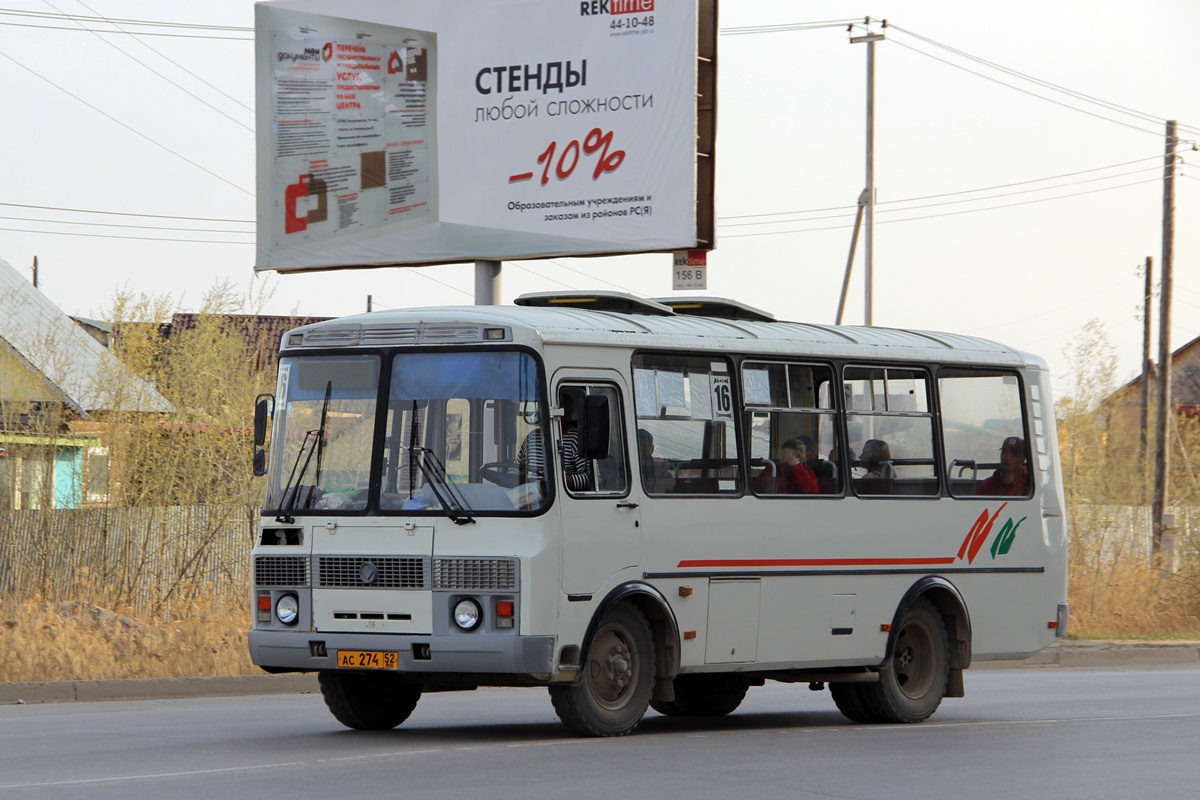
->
248 629 556 677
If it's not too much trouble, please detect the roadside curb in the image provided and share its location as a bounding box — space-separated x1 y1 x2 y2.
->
0 673 319 706
976 639 1200 670
3 641 1198 705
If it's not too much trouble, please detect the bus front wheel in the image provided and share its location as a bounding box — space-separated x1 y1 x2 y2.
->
318 670 422 730
550 604 655 736
862 598 950 723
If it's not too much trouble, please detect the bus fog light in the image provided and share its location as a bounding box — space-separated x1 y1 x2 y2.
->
453 598 482 631
276 593 300 626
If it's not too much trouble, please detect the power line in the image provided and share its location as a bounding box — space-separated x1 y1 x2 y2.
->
0 19 252 40
886 36 1164 137
720 19 861 36
888 24 1174 129
0 213 250 235
720 165 1167 229
720 154 1168 223
0 202 250 224
40 0 252 132
73 0 254 114
0 225 251 244
719 176 1161 239
0 7 252 40
0 7 251 31
0 50 252 197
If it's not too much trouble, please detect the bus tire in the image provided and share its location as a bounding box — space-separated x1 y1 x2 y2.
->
549 604 655 736
652 674 749 717
862 598 950 723
318 670 422 730
829 682 879 723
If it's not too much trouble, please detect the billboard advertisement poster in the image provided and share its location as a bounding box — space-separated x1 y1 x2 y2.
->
255 0 702 273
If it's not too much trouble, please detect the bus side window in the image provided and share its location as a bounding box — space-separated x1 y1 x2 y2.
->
742 361 840 497
844 366 939 497
938 369 1030 499
633 354 742 495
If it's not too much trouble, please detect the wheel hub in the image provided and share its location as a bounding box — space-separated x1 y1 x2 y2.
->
604 644 633 693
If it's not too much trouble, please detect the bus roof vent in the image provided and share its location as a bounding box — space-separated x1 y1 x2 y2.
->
514 291 676 316
650 296 777 322
300 325 362 346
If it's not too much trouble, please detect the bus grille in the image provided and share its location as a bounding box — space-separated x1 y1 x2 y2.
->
254 556 310 587
317 556 428 589
433 558 518 591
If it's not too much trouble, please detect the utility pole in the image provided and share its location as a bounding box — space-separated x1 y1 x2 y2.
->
367 294 373 313
1151 120 1176 560
1139 256 1153 504
31 255 38 289
850 19 884 326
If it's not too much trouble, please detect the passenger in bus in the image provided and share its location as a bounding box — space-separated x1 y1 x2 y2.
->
977 436 1030 496
860 439 895 479
777 438 819 494
637 428 675 493
798 434 836 479
518 391 592 492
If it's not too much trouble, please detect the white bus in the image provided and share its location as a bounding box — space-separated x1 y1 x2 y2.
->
249 291 1068 736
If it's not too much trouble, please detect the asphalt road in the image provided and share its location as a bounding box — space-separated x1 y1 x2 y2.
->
1 663 1197 800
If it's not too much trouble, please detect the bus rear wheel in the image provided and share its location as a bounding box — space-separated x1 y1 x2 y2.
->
550 604 655 737
318 671 422 730
650 674 750 717
861 598 950 723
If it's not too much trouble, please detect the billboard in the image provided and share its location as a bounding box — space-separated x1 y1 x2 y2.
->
255 0 714 274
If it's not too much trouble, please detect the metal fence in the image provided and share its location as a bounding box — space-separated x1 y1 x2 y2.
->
0 505 255 615
1069 504 1199 568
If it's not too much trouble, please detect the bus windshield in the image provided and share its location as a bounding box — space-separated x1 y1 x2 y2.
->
264 350 547 516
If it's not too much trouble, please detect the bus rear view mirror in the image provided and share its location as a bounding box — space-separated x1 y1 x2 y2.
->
253 394 274 477
254 394 274 446
583 394 610 460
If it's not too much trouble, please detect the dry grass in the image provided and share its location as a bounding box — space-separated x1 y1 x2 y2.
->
6 561 1199 684
0 588 257 683
1068 557 1200 639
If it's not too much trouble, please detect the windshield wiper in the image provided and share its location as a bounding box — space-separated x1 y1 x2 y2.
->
410 446 475 525
275 381 331 523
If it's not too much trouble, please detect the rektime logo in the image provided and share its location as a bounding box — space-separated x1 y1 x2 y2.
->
580 0 654 15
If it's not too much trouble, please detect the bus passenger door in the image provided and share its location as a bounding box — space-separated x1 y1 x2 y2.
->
554 373 640 595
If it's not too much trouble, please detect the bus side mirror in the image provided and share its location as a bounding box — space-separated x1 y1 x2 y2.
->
582 394 610 460
253 394 274 477
254 394 274 446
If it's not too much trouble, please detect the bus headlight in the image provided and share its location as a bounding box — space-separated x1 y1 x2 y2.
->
453 598 482 631
276 593 300 626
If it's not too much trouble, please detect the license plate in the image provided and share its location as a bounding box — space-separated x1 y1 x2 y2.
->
336 650 399 669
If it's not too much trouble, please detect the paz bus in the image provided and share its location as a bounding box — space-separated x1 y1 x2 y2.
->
248 291 1068 736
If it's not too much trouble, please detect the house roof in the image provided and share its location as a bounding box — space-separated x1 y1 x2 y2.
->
1107 333 1200 408
0 258 172 415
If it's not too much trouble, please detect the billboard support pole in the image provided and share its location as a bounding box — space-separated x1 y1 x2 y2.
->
475 260 501 305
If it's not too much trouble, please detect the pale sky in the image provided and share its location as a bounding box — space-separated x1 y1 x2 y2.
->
1 0 1197 401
